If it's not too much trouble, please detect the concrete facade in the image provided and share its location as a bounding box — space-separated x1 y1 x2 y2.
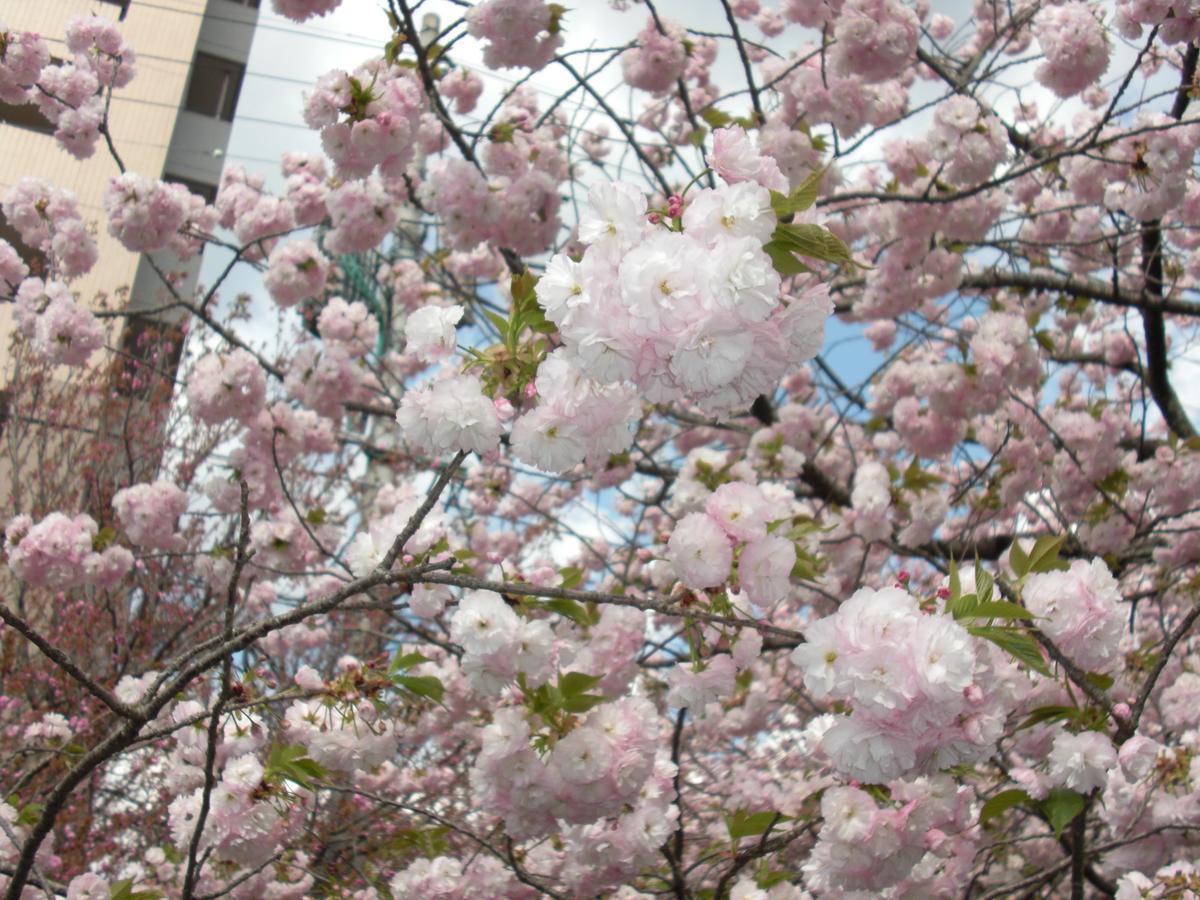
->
0 0 259 519
0 0 259 331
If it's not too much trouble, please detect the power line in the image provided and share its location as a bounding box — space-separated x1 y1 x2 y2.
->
126 0 392 50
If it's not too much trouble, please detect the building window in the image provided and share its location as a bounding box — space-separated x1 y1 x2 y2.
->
98 0 131 20
223 0 261 7
164 173 218 205
0 97 55 136
184 52 245 122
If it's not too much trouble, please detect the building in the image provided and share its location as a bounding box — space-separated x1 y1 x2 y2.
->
0 0 259 515
1 0 259 332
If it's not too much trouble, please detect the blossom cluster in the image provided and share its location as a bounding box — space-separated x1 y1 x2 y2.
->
214 165 296 260
1101 112 1200 222
792 585 1008 782
1033 1 1111 98
0 23 50 105
1116 0 1200 44
0 16 137 158
5 511 132 590
112 481 188 551
284 696 399 773
829 0 920 83
11 277 104 366
186 349 268 427
509 350 640 473
272 0 342 23
805 779 973 893
404 303 463 362
281 152 329 226
323 176 395 255
264 238 331 307
302 59 426 180
555 753 679 894
103 173 205 256
708 125 789 193
389 855 524 897
64 15 135 88
465 0 563 71
667 481 796 608
395 373 502 457
419 126 565 257
7 3 1200 897
469 696 659 837
1023 558 1125 673
2 177 97 280
344 485 447 575
165 708 297 869
317 296 379 354
449 589 555 694
536 160 831 417
927 96 1008 186
621 17 688 94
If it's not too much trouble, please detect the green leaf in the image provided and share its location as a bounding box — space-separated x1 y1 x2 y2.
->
973 559 994 605
558 566 584 590
547 3 567 34
1009 539 1030 578
394 674 446 704
1041 788 1085 838
484 309 509 337
560 692 607 713
948 592 978 620
966 601 1033 621
789 550 820 581
109 880 163 900
1026 535 1070 574
305 507 326 526
1087 671 1115 691
967 626 1051 677
726 809 784 841
543 597 596 626
489 122 517 144
14 801 43 828
979 789 1030 827
289 756 325 781
901 457 943 491
559 671 603 696
763 240 811 276
1017 705 1080 731
771 222 855 267
755 864 798 889
769 169 823 218
383 35 404 66
699 106 735 129
948 558 962 605
265 745 327 789
93 526 117 552
389 650 430 675
389 824 451 858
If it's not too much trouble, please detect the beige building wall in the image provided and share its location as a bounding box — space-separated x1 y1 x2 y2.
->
1 0 204 320
0 0 259 518
1 0 260 330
